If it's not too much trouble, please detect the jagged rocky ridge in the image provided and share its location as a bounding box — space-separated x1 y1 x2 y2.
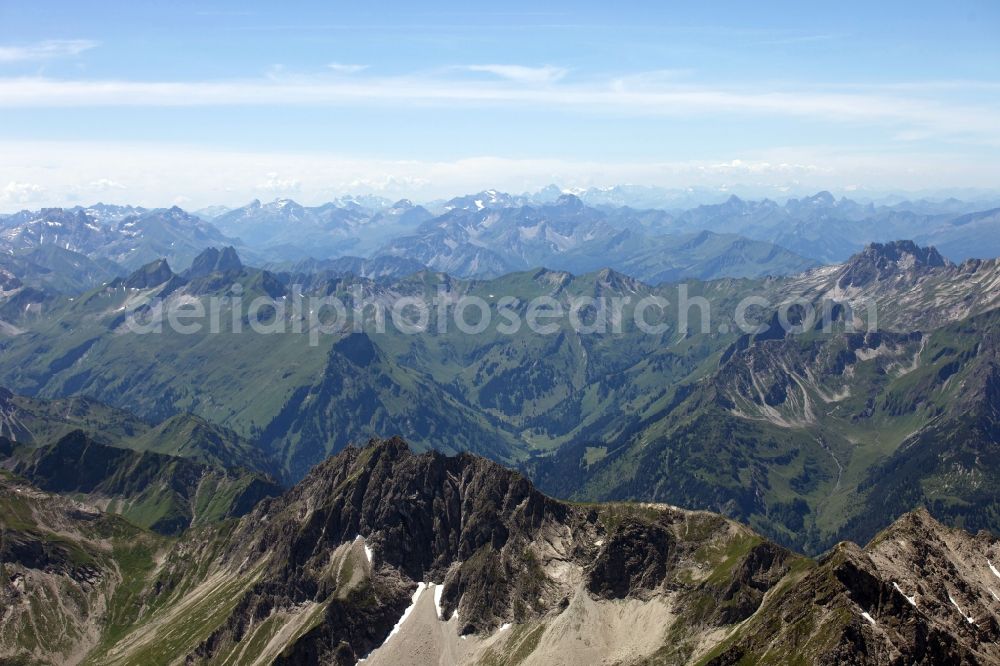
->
1 430 282 535
0 386 278 477
5 438 993 665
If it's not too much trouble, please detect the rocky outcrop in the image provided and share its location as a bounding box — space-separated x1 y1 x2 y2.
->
164 439 801 664
123 258 175 289
190 441 1000 665
708 509 1000 665
6 437 1000 665
838 240 949 289
183 246 243 279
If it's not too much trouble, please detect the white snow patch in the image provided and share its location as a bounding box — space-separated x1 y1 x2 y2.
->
949 594 976 625
594 539 604 547
385 582 427 642
988 559 1000 581
497 623 511 633
893 582 916 607
861 611 876 626
433 583 444 619
353 534 373 564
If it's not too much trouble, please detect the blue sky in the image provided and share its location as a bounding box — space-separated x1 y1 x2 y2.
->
1 0 999 208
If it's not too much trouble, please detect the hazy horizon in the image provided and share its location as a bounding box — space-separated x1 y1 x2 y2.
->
2 1 999 209
5 182 1000 216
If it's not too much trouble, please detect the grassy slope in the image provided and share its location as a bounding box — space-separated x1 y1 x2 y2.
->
0 262 998 553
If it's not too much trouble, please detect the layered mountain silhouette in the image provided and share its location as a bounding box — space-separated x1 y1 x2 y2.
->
5 192 1000 292
3 189 1000 663
0 240 998 554
375 194 816 280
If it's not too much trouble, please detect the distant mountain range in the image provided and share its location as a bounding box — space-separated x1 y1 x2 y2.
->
667 191 1000 263
531 183 1000 213
208 193 815 280
203 189 1000 273
376 193 816 280
0 204 241 282
210 197 434 259
4 190 1000 294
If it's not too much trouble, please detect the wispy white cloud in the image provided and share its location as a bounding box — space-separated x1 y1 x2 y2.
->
81 178 127 191
0 73 996 144
699 159 823 176
824 80 1000 94
459 64 568 84
327 62 369 74
0 40 99 63
609 69 696 86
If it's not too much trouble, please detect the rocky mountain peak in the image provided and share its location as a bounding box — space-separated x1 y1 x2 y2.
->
361 433 411 457
200 439 805 661
183 441 1000 664
806 190 835 205
217 245 242 270
554 193 584 210
235 437 563 587
184 245 243 279
530 267 574 289
594 267 642 293
124 258 174 289
269 198 301 210
837 240 949 289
